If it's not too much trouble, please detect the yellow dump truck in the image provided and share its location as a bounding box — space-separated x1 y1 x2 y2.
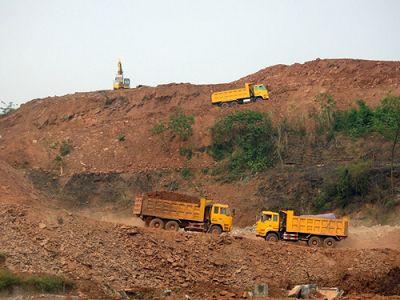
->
133 191 233 234
211 83 269 107
256 210 348 247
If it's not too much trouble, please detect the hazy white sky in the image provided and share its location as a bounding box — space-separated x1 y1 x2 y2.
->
1 0 399 105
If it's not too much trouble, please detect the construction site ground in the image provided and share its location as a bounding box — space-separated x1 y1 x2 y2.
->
1 59 400 298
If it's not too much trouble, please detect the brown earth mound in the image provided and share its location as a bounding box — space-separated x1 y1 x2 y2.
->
0 59 399 175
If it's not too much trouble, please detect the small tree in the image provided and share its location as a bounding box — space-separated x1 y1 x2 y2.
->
0 101 16 116
374 94 400 193
168 110 194 141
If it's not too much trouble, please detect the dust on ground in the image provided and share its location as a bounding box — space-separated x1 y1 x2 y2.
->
340 225 400 249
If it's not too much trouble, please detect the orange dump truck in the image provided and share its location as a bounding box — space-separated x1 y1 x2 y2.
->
133 191 233 234
256 210 348 247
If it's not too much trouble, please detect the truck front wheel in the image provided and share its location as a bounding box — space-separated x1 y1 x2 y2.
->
149 218 164 229
266 233 279 242
209 225 222 235
308 236 322 247
323 237 336 248
165 220 179 231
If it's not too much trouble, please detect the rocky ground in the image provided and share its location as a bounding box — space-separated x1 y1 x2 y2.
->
1 203 399 299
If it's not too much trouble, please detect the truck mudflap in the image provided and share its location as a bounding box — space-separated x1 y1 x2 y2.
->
283 232 299 241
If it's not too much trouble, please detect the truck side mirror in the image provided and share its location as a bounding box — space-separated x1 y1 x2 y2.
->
232 208 236 216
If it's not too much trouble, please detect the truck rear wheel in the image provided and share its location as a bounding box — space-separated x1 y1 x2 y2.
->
266 232 279 242
165 220 179 231
308 236 322 247
209 225 222 235
221 103 229 108
323 237 336 248
149 218 164 229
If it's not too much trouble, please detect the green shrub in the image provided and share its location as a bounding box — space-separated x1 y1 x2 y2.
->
210 110 276 173
0 269 73 293
179 146 193 159
0 269 21 291
151 122 167 135
117 133 125 142
0 252 6 263
180 167 192 180
168 111 194 141
0 101 16 116
373 94 400 139
59 140 72 156
313 93 337 136
313 161 373 212
201 167 209 174
334 100 374 137
25 275 72 293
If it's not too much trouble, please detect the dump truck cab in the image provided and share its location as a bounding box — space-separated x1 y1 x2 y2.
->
256 210 280 237
252 84 269 100
209 204 233 232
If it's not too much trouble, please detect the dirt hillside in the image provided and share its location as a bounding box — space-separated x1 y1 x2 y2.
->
1 59 399 174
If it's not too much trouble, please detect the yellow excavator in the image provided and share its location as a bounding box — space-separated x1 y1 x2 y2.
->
113 60 130 90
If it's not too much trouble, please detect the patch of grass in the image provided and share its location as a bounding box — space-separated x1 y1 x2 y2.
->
59 140 72 156
179 146 193 159
117 133 125 142
168 110 194 141
25 275 72 293
0 268 73 293
180 167 193 180
201 167 209 174
151 122 167 135
0 269 21 290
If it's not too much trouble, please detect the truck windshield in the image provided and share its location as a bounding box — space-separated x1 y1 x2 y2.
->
261 214 272 221
256 85 267 90
220 207 231 216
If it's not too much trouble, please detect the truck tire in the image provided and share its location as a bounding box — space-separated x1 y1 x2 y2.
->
308 236 322 247
165 220 179 231
209 225 222 235
265 232 279 242
323 237 336 248
221 103 229 108
149 218 164 229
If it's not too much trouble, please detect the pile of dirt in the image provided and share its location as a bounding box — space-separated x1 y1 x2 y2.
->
146 191 200 203
1 203 399 299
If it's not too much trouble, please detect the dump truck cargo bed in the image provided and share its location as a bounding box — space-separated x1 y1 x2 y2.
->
133 191 206 222
285 211 348 237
